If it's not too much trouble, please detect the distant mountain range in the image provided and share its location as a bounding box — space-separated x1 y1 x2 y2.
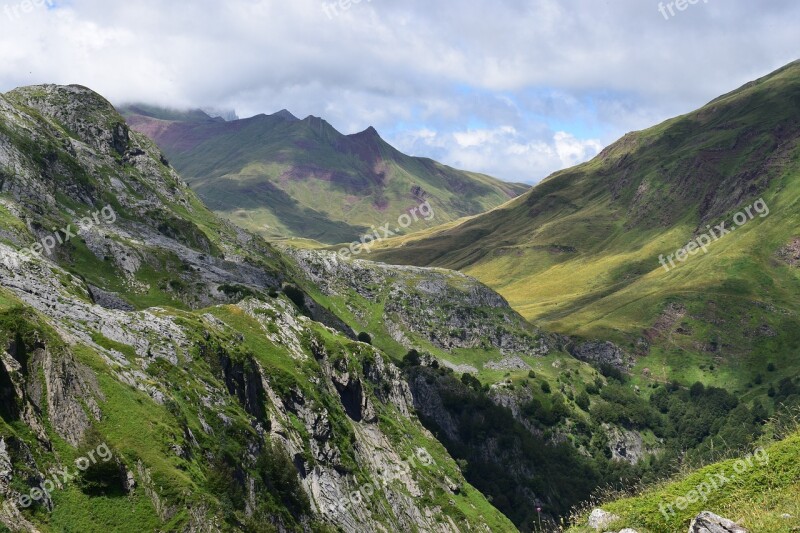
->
122 104 528 244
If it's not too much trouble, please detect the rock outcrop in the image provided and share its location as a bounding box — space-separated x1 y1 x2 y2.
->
688 511 748 532
0 84 515 532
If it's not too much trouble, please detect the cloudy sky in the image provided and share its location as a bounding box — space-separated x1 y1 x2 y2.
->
0 0 798 183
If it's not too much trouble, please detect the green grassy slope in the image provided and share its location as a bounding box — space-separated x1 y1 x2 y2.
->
568 420 800 532
369 60 800 399
122 106 528 243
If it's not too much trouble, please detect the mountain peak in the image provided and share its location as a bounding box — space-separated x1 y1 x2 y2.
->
272 109 299 121
352 125 381 139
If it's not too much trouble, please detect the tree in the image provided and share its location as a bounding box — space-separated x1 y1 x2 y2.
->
576 391 590 411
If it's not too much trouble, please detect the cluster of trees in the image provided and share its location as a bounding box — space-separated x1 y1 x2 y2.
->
401 350 797 531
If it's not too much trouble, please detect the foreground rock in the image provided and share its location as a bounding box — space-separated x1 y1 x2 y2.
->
587 508 621 530
688 511 748 532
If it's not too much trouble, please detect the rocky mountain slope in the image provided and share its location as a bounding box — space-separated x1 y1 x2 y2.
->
0 84 520 532
121 105 528 244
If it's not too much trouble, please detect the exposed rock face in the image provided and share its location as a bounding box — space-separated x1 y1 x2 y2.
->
776 237 800 267
0 84 515 532
570 341 627 369
484 355 531 371
1 325 100 447
87 284 135 311
0 437 45 532
286 248 550 358
0 84 284 312
688 511 748 532
604 424 650 464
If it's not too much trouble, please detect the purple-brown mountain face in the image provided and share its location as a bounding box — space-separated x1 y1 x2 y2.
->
122 105 529 243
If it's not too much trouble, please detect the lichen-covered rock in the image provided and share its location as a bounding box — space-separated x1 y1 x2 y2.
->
688 511 748 532
588 508 621 530
570 341 627 369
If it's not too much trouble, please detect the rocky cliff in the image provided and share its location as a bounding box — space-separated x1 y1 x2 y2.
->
0 85 516 532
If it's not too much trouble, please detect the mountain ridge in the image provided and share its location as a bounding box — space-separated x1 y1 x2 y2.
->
367 59 800 401
121 103 529 244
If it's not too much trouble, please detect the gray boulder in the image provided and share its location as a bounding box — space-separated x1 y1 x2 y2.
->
588 508 620 530
688 511 748 532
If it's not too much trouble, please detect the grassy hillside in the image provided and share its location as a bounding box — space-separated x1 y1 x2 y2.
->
123 106 528 243
369 60 800 402
568 414 800 532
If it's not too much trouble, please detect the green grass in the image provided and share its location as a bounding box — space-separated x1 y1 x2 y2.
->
369 60 800 404
568 428 800 533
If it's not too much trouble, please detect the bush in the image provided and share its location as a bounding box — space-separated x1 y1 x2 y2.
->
357 332 372 344
256 441 310 518
461 373 482 392
402 349 421 367
541 381 551 394
599 363 626 383
576 391 590 411
75 432 126 496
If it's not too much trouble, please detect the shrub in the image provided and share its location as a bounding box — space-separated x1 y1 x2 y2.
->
576 391 590 411
402 349 421 367
357 332 372 344
461 373 482 392
541 381 551 394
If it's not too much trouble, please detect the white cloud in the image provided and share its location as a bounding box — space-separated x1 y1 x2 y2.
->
553 132 603 168
391 125 602 183
0 0 797 183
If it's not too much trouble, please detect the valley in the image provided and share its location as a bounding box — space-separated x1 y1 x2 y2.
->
0 53 798 533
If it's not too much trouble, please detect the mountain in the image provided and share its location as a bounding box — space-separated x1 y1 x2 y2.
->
369 60 800 396
121 105 528 244
2 83 656 533
0 84 527 532
3 73 797 532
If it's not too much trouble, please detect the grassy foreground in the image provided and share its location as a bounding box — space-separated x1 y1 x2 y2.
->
567 421 800 532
